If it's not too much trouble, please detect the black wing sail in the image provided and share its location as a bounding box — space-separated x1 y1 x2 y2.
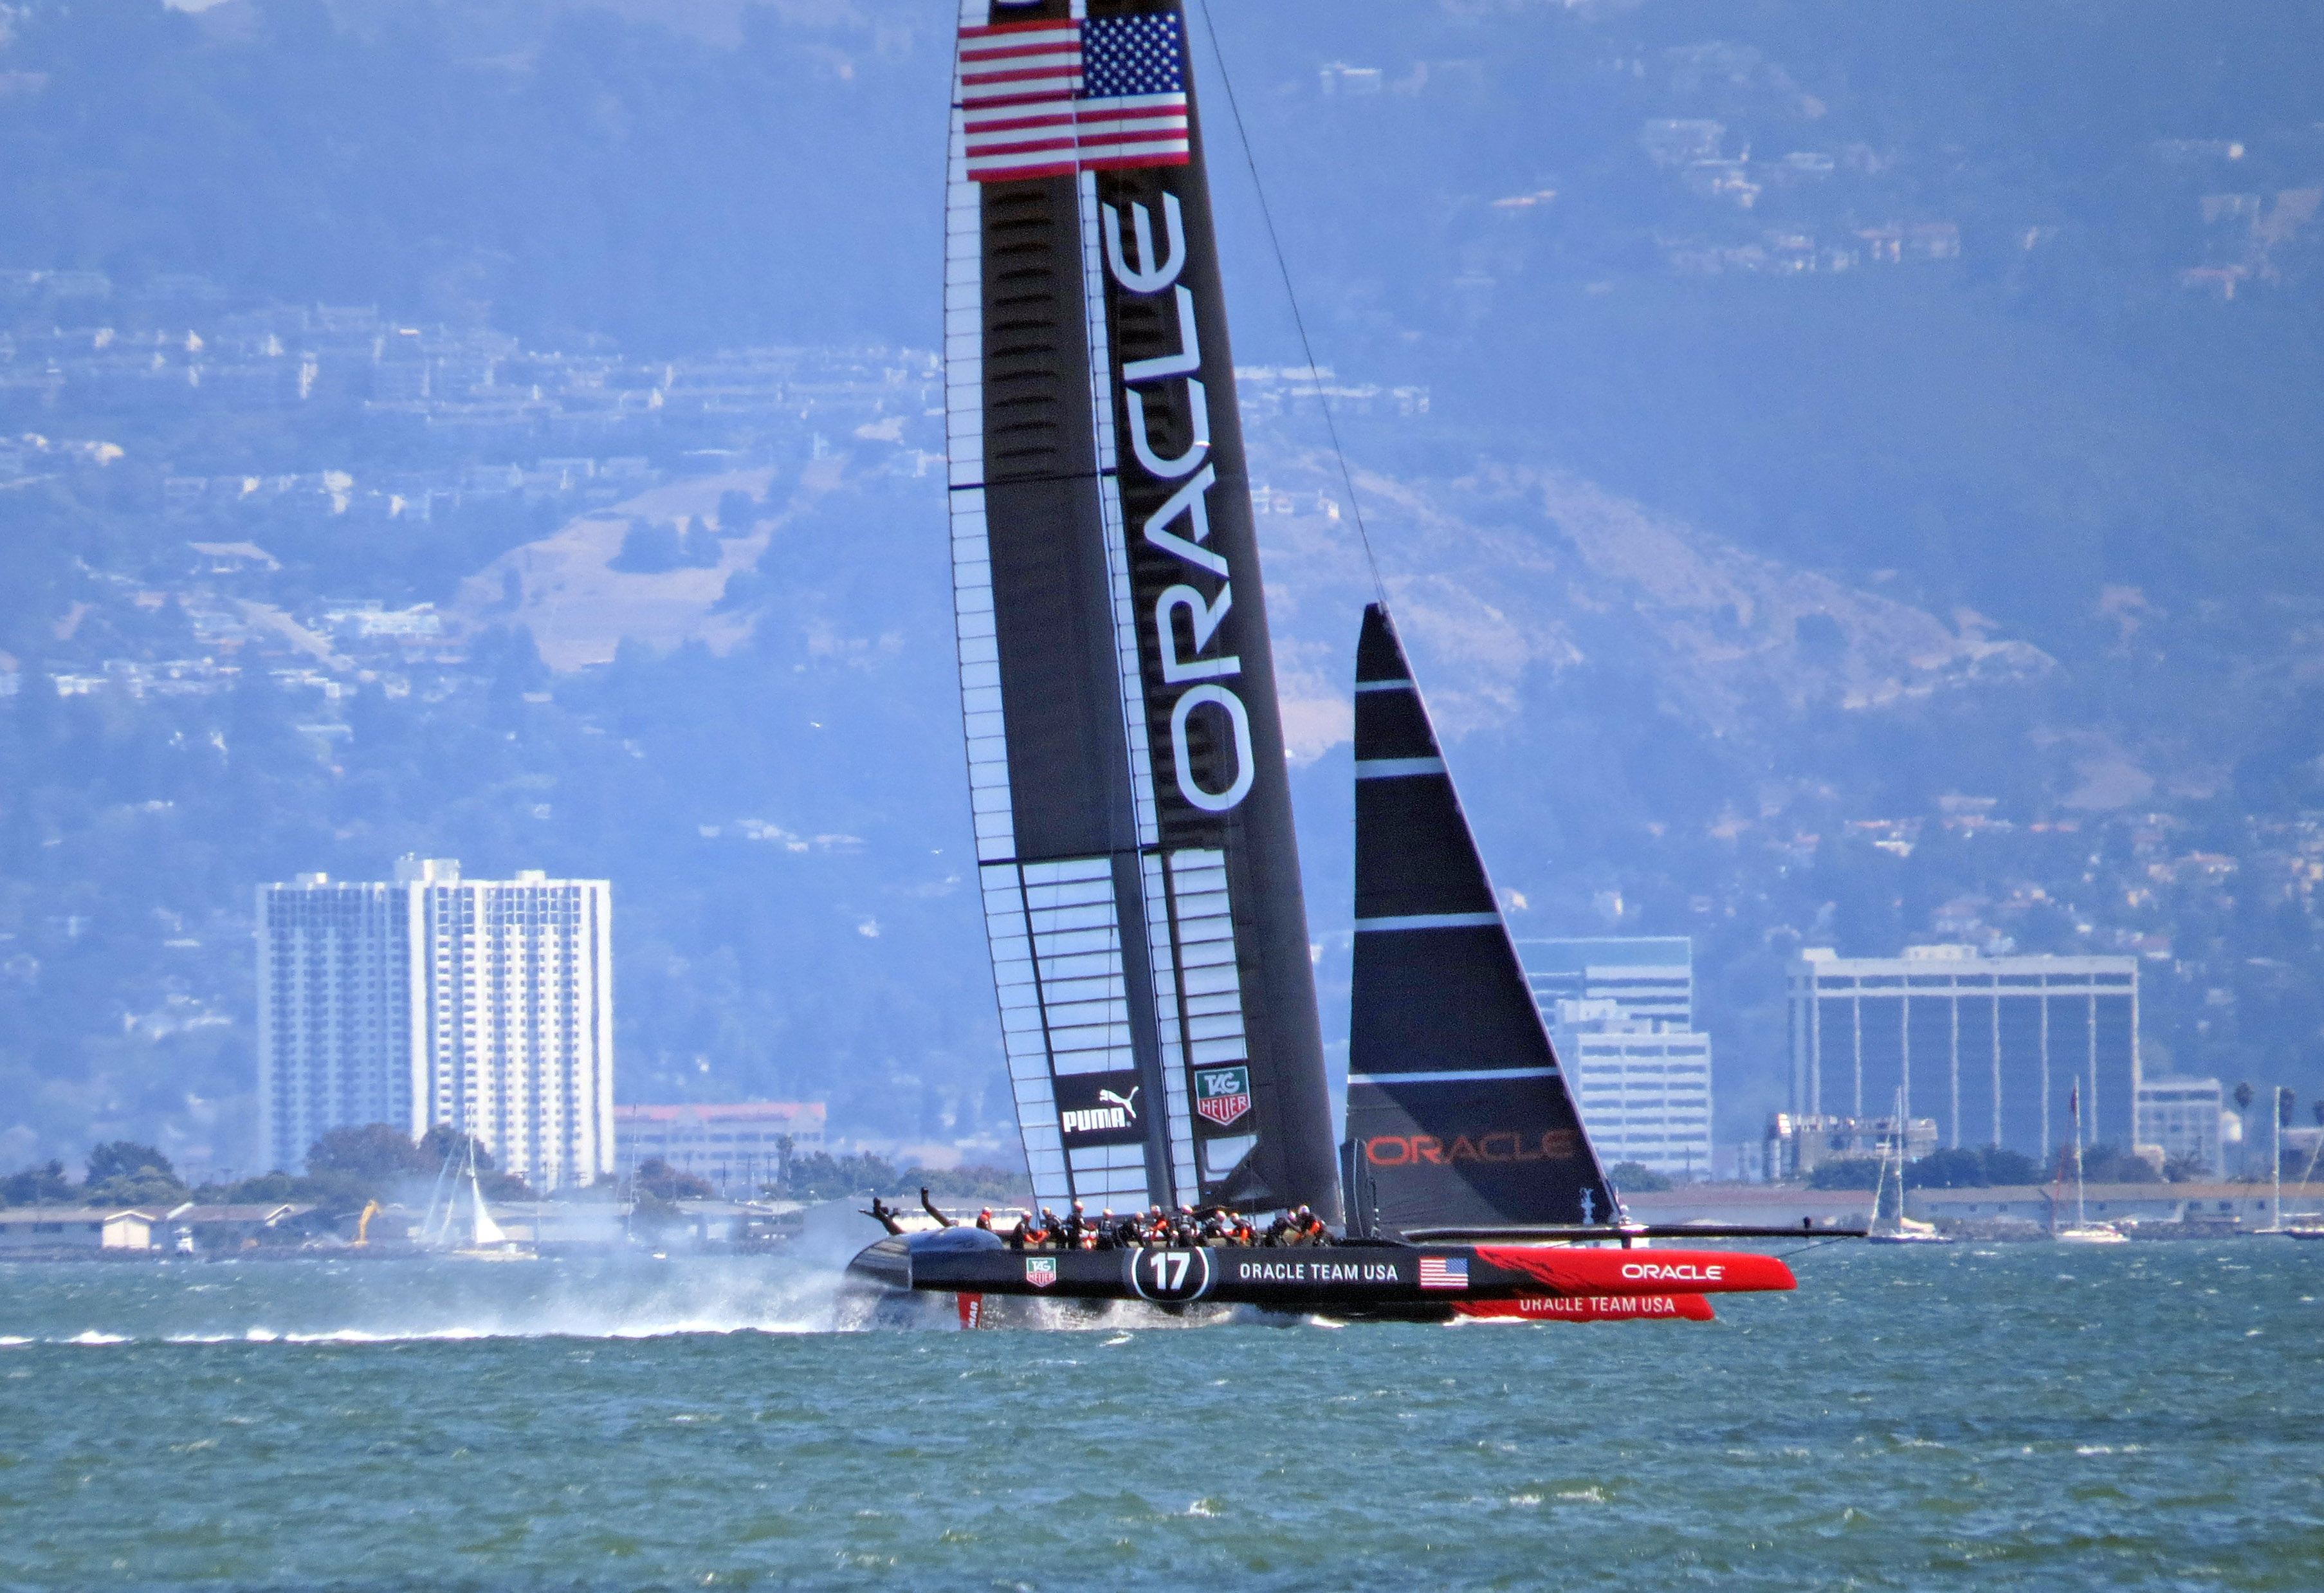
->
1342 605 1618 1237
946 0 1339 1222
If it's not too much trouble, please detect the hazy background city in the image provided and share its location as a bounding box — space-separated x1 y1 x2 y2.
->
5 0 2322 1181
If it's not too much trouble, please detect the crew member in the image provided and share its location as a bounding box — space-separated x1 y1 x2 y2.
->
975 1208 994 1232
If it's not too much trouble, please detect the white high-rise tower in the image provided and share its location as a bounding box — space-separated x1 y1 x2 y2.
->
256 857 615 1190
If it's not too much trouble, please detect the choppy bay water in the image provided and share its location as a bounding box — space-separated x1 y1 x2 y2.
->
2 1242 2319 1592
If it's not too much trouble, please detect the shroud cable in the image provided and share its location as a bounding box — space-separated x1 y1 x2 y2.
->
1194 0 1387 612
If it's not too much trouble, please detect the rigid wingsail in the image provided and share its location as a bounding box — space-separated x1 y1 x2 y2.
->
942 0 1336 1223
843 0 1833 1324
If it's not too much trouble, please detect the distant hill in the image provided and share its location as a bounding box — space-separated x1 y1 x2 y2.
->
1 0 2320 1173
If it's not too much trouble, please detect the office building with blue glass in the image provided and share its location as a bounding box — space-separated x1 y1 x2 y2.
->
1786 944 2139 1160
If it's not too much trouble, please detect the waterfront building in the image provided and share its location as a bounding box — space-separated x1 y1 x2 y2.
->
2136 1077 2224 1177
257 857 614 1190
1518 939 1711 1182
1516 935 1692 1028
1548 1000 1715 1181
1786 944 2137 1162
613 1103 827 1192
1765 1110 1939 1180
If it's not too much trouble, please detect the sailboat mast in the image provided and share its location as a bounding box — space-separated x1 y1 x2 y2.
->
2072 1087 2088 1227
2273 1082 2283 1228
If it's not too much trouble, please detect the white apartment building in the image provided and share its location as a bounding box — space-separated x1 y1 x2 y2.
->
2136 1077 2224 1177
1548 999 1716 1182
257 856 614 1190
1515 935 1693 1029
1517 938 1713 1181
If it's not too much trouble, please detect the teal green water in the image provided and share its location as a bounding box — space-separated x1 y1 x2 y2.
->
2 1242 2319 1591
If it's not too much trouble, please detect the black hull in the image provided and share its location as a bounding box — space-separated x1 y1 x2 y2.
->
845 1229 1793 1315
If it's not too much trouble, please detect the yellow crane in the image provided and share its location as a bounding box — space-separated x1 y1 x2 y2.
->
353 1200 381 1246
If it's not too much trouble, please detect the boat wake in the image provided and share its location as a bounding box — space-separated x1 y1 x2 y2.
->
5 1255 861 1346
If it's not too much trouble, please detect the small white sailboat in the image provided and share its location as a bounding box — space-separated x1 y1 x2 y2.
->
2253 1085 2323 1237
1867 1094 1951 1246
2053 1083 2127 1245
421 1136 535 1260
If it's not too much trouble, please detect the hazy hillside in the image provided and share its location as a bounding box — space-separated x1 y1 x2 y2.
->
3 0 2321 1174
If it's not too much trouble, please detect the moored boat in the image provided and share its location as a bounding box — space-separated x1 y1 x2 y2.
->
1866 1091 1952 1245
2050 1084 2127 1245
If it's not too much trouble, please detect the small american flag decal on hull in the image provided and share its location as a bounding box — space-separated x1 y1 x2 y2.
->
1418 1255 1469 1291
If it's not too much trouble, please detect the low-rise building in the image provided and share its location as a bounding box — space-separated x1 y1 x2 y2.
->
1767 1111 1940 1179
614 1102 827 1192
0 1208 114 1251
1910 1183 2299 1228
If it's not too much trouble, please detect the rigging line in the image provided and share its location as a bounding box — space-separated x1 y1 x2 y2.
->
1193 0 1387 612
1772 1237 1860 1261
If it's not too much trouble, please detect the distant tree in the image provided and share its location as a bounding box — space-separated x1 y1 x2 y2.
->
418 1124 495 1174
911 1163 1033 1204
1607 1160 1672 1193
2280 1087 2298 1127
715 489 760 536
2162 1153 2211 1184
481 1170 536 1201
1976 1147 2043 1186
82 1141 190 1208
610 519 684 573
1808 1159 1881 1190
633 1157 714 1201
203 1168 373 1219
2235 1081 2256 1116
306 1123 429 1181
211 1172 305 1204
2080 1144 2161 1184
0 1159 73 1206
782 1150 902 1201
87 1141 175 1185
679 517 721 566
1903 1146 1987 1189
1793 611 1847 664
412 1125 533 1199
2313 1100 2323 1128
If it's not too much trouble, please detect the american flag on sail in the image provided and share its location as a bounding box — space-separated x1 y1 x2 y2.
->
1418 1255 1469 1291
958 11 1192 183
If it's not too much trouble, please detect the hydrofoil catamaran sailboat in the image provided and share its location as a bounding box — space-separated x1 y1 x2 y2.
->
845 0 1844 1322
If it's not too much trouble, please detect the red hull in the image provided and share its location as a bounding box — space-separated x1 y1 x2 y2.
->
1455 1293 1715 1323
1474 1246 1795 1296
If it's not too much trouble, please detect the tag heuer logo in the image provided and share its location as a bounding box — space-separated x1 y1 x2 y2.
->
1025 1257 1057 1289
1194 1065 1252 1127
